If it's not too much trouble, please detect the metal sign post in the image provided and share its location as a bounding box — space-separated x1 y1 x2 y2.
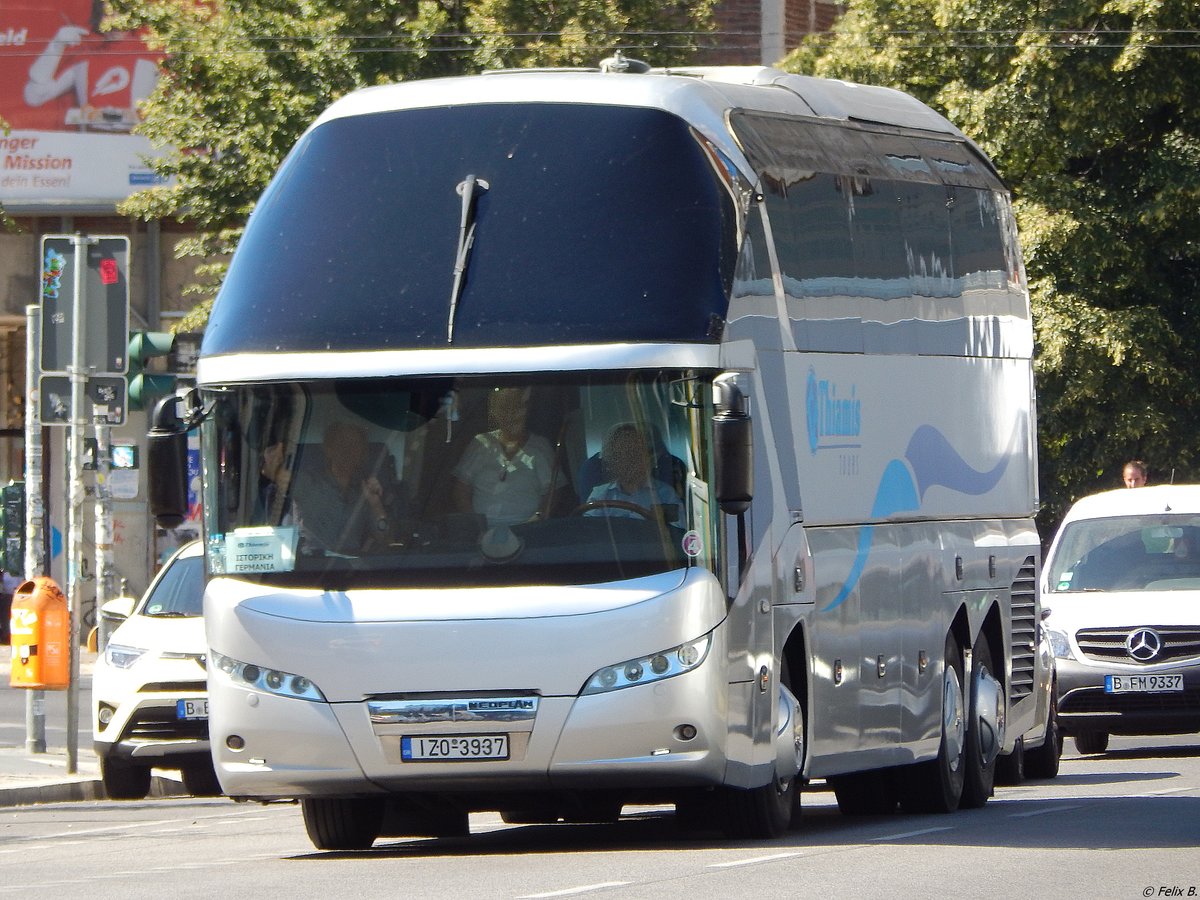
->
38 234 131 773
65 234 88 775
22 305 47 754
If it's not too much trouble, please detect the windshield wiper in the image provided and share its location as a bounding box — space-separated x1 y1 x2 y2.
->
447 174 489 343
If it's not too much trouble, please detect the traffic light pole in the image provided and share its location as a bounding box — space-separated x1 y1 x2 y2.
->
23 304 47 754
93 420 114 650
64 234 89 775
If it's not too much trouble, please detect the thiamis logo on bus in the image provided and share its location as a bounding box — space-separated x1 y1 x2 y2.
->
806 367 862 455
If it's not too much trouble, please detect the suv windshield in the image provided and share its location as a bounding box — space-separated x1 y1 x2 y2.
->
1047 514 1200 592
140 553 205 617
201 372 719 589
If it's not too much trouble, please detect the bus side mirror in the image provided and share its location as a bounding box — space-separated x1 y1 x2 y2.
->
147 394 189 529
713 374 753 516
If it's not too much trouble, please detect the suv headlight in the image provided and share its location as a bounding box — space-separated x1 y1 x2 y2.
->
582 633 712 695
104 643 147 669
1047 628 1074 660
210 651 326 701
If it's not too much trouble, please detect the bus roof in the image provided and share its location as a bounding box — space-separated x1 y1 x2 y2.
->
313 66 971 145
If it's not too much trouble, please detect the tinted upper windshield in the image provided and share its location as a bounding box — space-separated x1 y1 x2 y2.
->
203 103 738 354
1047 514 1200 592
201 373 719 589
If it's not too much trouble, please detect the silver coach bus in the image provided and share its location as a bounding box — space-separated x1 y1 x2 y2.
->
149 64 1054 850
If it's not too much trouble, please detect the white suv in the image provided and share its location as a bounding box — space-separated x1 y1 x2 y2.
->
92 541 219 798
1042 485 1200 754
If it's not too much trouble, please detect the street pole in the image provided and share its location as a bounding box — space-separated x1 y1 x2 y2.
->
65 233 89 775
23 304 47 754
93 420 114 650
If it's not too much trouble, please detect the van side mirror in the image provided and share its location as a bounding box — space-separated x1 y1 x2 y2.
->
147 394 189 529
713 374 753 515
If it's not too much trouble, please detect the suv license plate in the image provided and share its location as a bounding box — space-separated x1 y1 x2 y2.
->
1105 674 1184 693
177 698 209 719
401 735 509 761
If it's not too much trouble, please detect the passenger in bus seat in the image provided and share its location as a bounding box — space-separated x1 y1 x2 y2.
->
451 387 555 527
584 423 682 525
290 421 392 554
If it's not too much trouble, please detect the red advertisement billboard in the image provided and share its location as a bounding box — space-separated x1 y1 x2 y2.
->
0 0 168 206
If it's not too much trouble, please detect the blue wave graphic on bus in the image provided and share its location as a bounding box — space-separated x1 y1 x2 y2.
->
821 421 1023 611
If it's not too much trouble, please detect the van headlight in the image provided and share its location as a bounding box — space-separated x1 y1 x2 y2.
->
104 643 146 669
581 633 712 695
1047 628 1074 660
210 651 326 701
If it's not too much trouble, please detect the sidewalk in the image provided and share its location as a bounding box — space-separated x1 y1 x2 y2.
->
0 648 185 806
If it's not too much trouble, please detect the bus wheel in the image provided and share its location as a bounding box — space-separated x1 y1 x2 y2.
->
830 770 897 815
301 797 384 851
961 637 1003 809
721 675 804 838
720 771 798 839
898 633 965 813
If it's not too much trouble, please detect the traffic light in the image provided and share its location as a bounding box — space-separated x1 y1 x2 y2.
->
0 481 25 574
127 331 177 411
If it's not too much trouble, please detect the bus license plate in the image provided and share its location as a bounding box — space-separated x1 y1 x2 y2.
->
1105 674 1184 693
177 698 209 719
401 734 509 761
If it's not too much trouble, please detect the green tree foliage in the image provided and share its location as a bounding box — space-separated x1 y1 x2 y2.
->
782 0 1200 529
108 0 713 324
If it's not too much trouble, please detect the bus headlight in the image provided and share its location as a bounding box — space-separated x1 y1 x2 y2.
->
210 651 326 701
581 633 712 695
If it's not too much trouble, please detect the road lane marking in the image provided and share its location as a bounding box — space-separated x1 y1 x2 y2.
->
1007 804 1084 819
518 883 632 898
1140 787 1194 797
707 852 802 868
870 826 954 841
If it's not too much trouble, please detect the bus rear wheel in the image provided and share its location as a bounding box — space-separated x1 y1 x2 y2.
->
898 633 965 814
301 797 384 851
960 637 1003 809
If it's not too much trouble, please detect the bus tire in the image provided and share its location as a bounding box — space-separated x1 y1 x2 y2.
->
898 633 965 814
301 797 384 851
830 769 897 815
721 662 803 838
720 773 798 839
961 637 1001 809
181 760 223 797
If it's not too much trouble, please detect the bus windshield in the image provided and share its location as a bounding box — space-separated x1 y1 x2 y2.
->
200 372 719 589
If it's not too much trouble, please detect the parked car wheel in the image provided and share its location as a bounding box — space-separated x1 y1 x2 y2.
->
1024 680 1062 779
101 757 151 801
1074 731 1110 755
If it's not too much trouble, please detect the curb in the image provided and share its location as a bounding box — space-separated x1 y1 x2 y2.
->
0 774 188 808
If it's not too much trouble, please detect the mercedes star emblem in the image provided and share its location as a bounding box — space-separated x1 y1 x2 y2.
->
1125 628 1162 662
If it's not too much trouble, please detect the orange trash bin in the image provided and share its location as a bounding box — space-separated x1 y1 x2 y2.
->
8 576 70 690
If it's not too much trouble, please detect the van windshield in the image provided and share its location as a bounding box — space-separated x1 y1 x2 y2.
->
1047 515 1200 592
200 372 720 589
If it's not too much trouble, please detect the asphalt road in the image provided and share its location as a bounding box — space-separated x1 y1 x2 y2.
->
0 733 1196 900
